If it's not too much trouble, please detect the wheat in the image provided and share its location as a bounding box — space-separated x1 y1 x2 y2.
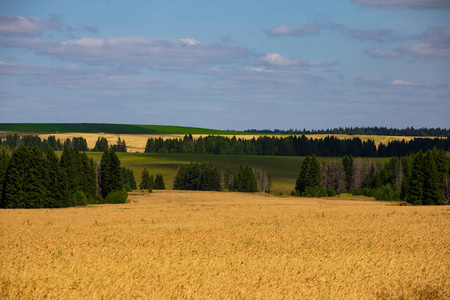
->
1 191 449 299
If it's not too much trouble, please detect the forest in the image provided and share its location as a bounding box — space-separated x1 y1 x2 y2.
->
244 126 450 137
297 149 450 205
145 134 449 157
0 146 135 208
0 134 127 152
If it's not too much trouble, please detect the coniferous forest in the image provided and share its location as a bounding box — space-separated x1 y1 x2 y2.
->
145 134 449 157
0 146 135 208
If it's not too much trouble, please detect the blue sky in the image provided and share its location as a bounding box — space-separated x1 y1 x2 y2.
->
0 0 449 130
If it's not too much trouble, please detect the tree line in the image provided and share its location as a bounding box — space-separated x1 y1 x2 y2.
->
145 135 449 157
172 163 271 193
0 146 135 208
0 134 127 152
293 148 450 205
244 126 450 137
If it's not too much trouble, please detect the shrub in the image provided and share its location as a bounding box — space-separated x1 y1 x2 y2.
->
304 185 327 197
103 189 128 204
71 191 87 206
95 194 103 204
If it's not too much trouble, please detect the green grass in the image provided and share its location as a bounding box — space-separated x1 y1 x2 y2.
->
85 152 388 195
0 123 239 135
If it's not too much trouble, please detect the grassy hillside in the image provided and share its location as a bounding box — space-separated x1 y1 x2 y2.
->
86 152 388 195
0 123 237 135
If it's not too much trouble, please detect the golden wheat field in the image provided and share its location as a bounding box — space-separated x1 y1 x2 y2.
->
1 191 449 299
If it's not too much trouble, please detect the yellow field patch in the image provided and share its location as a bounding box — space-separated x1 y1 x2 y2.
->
1 191 449 299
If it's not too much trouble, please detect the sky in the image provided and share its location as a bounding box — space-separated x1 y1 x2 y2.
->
0 0 449 130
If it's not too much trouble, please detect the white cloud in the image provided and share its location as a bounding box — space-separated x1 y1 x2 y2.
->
399 43 450 58
354 76 444 96
366 48 402 58
0 61 51 75
306 61 339 68
353 0 450 9
391 79 414 86
347 29 399 42
259 53 301 67
0 15 62 36
0 37 249 71
266 24 323 37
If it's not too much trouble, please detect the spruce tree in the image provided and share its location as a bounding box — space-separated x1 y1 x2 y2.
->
295 156 311 194
44 147 68 207
308 155 322 187
0 147 10 206
100 149 122 198
235 165 257 192
139 168 151 190
154 174 166 190
3 145 47 208
405 151 424 205
342 155 354 192
422 150 443 205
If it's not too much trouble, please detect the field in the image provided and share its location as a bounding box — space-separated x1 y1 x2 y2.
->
0 123 236 135
85 152 388 195
1 191 449 299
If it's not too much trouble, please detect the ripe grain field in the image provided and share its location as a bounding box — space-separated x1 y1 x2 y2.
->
1 191 449 299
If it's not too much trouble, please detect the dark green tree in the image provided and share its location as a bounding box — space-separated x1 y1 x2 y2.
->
44 147 68 207
404 151 424 205
3 145 47 208
154 174 166 190
342 154 354 192
295 156 311 194
0 147 10 206
93 137 109 152
234 165 257 193
99 149 122 198
139 168 151 190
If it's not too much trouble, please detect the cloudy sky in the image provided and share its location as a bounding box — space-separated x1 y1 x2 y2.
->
0 0 449 130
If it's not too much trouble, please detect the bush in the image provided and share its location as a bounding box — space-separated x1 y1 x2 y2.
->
103 189 128 204
304 185 327 197
71 191 87 206
95 194 103 204
353 185 401 201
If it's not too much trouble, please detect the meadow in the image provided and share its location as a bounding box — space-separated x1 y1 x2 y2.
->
1 191 449 299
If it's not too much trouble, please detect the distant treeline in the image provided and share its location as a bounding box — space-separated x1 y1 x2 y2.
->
244 126 450 137
0 146 136 208
0 134 127 152
294 148 450 205
145 135 450 157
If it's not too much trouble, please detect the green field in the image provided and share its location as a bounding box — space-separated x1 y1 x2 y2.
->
0 123 238 135
85 152 388 195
